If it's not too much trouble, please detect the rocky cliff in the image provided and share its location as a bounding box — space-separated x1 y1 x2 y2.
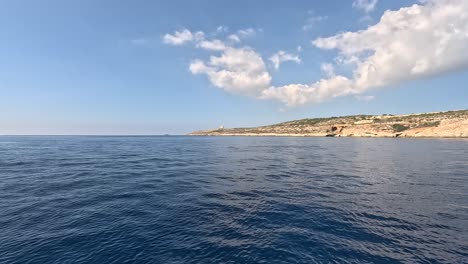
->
190 110 468 138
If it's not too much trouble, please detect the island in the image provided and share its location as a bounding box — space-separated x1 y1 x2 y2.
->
190 110 468 138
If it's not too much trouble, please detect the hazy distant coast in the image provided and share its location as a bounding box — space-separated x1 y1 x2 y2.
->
190 110 468 138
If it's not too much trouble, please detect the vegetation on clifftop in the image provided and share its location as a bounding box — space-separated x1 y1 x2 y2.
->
190 110 468 138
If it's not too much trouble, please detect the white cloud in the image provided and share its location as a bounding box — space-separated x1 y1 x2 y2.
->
315 0 468 90
225 28 257 44
216 25 229 33
263 0 468 106
353 0 378 13
261 76 355 106
269 51 301 70
237 28 256 37
197 39 227 51
320 63 335 77
164 28 271 96
165 1 468 107
190 47 272 95
163 29 228 50
227 34 241 43
163 28 271 96
163 29 204 45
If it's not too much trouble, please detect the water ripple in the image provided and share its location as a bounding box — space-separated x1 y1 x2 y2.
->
0 136 467 263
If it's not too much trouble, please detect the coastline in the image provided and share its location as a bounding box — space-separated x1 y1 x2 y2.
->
189 110 468 138
188 133 468 139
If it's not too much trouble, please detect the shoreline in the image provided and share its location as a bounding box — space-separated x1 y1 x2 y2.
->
188 134 468 139
189 109 468 139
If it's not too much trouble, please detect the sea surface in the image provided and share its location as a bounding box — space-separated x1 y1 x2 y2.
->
0 136 467 264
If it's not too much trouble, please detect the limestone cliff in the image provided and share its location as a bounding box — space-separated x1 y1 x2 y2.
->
190 110 468 138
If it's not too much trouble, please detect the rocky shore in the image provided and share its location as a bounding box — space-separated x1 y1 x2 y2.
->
190 110 468 138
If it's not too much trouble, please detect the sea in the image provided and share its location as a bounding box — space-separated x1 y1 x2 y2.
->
0 136 467 263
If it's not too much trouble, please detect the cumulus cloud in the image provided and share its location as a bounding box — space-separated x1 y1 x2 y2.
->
216 25 229 33
225 28 257 44
237 28 256 37
163 28 228 50
165 1 468 107
190 47 271 95
163 28 272 96
228 34 241 43
261 76 355 106
320 63 335 77
263 0 468 105
163 29 204 45
269 51 301 70
353 0 378 13
197 39 227 51
315 0 468 90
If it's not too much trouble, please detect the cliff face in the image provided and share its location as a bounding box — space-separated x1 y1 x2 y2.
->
190 110 468 138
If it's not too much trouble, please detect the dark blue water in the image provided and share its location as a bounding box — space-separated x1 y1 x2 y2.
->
0 136 467 263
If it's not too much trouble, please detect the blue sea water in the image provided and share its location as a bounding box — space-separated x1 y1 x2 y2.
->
0 136 467 264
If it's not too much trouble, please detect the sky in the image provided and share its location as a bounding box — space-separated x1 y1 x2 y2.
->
1 0 467 135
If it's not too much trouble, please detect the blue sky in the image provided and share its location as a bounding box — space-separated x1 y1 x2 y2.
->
1 0 467 134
